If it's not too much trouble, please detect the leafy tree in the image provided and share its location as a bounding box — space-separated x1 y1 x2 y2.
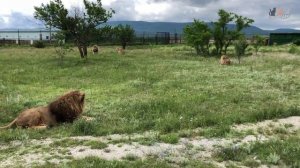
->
234 36 249 64
183 20 212 56
34 0 114 59
213 9 254 55
252 35 265 55
114 24 135 49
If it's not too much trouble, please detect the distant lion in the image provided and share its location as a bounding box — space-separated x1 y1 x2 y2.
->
92 45 99 55
116 47 125 55
0 91 85 129
220 55 231 65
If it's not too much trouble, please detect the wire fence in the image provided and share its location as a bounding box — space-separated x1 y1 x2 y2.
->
0 30 274 46
0 30 183 46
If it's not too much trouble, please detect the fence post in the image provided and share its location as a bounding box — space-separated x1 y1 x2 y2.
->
39 30 42 41
142 32 145 45
17 29 20 45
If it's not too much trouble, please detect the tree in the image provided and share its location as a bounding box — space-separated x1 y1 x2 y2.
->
114 24 135 49
34 0 114 59
252 35 265 55
213 9 254 55
183 20 212 56
234 36 249 64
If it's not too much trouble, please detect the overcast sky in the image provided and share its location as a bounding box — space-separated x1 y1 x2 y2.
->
0 0 299 30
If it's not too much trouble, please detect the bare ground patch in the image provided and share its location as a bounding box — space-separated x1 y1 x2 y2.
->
0 116 299 168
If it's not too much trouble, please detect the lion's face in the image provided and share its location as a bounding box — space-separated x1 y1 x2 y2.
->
69 91 85 110
78 92 85 109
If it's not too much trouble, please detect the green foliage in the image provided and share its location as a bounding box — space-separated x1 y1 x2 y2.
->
293 39 300 46
53 31 72 65
288 44 299 54
183 20 211 56
34 0 114 58
36 157 172 168
250 137 300 166
114 24 135 49
184 9 253 56
72 119 98 135
266 153 281 165
159 133 179 144
32 41 45 48
215 145 249 161
85 141 108 149
252 35 265 55
122 154 139 161
213 9 254 55
234 36 249 64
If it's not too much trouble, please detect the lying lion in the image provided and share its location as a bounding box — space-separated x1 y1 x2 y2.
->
0 91 85 129
220 55 231 65
116 47 125 55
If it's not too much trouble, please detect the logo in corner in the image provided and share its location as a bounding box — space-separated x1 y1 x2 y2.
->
269 7 291 19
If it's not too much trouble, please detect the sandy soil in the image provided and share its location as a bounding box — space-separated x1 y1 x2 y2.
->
1 116 299 168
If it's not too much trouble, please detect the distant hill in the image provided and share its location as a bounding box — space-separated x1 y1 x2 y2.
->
1 21 299 36
106 21 300 35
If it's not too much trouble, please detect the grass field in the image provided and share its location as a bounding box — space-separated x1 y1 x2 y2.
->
0 44 300 167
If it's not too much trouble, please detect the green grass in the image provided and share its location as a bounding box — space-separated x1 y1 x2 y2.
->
159 133 179 144
33 156 215 168
85 140 108 149
215 135 300 167
0 45 300 141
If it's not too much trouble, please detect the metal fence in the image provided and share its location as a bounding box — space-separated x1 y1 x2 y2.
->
0 30 183 46
0 30 273 46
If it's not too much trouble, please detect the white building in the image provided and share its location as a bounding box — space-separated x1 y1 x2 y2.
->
0 29 58 41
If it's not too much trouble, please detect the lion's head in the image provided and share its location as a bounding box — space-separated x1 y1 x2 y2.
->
49 90 85 123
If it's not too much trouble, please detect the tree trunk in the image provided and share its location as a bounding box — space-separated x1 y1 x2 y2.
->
122 42 126 49
77 45 88 59
83 46 87 57
77 45 84 58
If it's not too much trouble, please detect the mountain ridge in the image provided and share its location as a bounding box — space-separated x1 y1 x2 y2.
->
1 21 299 35
105 21 300 35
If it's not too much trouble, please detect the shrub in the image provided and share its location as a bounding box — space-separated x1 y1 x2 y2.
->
32 40 45 48
234 36 249 64
183 19 211 56
252 35 265 55
293 39 300 46
288 44 298 54
159 133 179 144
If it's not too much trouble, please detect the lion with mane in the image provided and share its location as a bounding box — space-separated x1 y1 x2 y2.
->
0 90 85 129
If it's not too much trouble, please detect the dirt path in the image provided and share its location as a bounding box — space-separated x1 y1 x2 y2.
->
0 116 299 168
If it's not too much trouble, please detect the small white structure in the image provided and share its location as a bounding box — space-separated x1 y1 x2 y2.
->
0 29 58 41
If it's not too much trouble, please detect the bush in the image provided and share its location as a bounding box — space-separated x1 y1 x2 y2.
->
234 36 249 64
33 40 45 48
288 44 299 54
293 39 300 46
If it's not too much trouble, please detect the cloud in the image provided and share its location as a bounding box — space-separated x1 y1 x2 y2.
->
105 0 300 29
0 12 44 29
0 0 299 30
